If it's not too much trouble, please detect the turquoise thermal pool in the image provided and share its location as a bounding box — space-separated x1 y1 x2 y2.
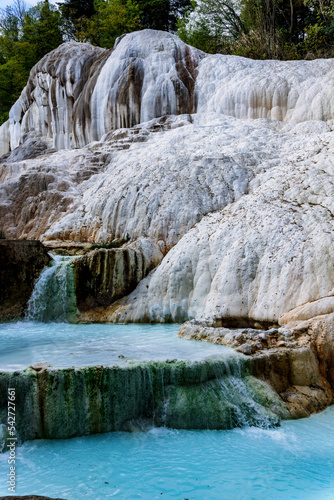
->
1 406 334 499
0 322 238 370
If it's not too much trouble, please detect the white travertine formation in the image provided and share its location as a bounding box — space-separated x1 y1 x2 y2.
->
43 114 256 249
196 56 334 125
1 30 334 157
74 30 200 147
1 30 334 324
82 118 334 323
5 42 106 152
0 30 201 155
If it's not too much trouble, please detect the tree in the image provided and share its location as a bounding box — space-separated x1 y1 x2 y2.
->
177 0 246 53
0 0 64 125
59 0 97 39
22 1 64 61
177 0 334 58
0 0 27 42
139 0 191 31
78 0 142 47
78 0 191 44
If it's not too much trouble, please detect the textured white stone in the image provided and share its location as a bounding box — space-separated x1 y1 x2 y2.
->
0 121 9 157
2 30 334 157
196 56 334 126
43 114 256 248
3 42 105 153
102 120 334 324
0 31 201 155
1 30 334 324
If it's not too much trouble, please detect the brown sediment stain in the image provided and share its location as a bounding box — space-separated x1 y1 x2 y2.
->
73 49 112 146
73 246 158 312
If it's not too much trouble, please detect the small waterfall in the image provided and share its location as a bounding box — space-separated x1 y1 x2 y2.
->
2 356 288 441
156 356 284 430
212 356 279 429
26 255 77 322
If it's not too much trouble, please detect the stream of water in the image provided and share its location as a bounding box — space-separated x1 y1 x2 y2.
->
25 255 77 322
0 322 236 370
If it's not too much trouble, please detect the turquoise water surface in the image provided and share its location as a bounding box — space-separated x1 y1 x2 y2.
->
0 322 239 370
1 320 333 499
1 406 334 499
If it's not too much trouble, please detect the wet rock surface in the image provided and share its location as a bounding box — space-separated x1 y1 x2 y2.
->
0 357 287 442
178 320 293 352
73 238 162 312
178 315 334 419
0 31 202 155
0 31 334 324
0 240 51 320
1 31 334 435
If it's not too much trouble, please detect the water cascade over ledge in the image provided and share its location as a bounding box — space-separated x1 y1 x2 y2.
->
25 255 77 322
0 255 291 442
0 353 288 445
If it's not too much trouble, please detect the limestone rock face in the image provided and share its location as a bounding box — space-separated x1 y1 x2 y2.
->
0 357 287 441
197 56 334 124
104 129 334 323
309 312 334 390
73 238 163 312
0 114 254 248
2 30 334 157
1 30 334 325
42 114 255 249
178 317 334 419
1 42 106 154
0 30 201 156
0 240 51 320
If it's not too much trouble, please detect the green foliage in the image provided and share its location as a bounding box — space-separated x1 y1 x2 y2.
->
0 229 7 239
22 2 63 62
61 0 96 21
0 38 37 125
177 3 224 53
77 0 191 47
0 0 333 129
78 0 142 47
54 249 70 255
177 0 334 59
0 0 65 126
60 0 97 39
0 0 26 41
134 0 191 32
139 0 170 30
177 0 248 53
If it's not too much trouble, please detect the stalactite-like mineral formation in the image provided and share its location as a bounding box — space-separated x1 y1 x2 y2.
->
1 30 334 425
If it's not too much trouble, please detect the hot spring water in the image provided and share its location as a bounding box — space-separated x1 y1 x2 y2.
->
25 254 77 323
1 407 334 499
1 254 334 498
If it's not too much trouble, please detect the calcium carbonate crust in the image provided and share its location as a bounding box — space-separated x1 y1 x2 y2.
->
1 30 334 325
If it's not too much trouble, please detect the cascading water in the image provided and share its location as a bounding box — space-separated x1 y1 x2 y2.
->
0 353 286 444
3 254 286 438
159 356 284 431
0 322 287 440
213 357 279 429
25 254 77 322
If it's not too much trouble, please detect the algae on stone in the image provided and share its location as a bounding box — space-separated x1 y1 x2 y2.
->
0 355 289 444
